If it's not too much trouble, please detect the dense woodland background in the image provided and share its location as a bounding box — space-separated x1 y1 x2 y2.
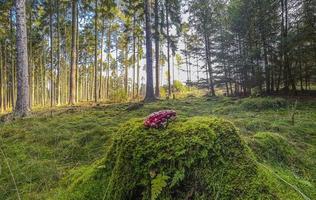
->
0 1 316 199
0 0 315 115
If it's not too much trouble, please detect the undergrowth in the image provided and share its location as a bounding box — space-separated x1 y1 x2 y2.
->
0 97 315 199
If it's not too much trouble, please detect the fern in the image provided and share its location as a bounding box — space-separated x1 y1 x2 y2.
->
170 169 185 188
151 174 169 200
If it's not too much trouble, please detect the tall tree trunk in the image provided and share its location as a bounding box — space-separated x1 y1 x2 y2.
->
28 10 32 108
166 0 171 98
15 0 30 117
99 20 104 100
49 0 54 107
42 46 46 106
204 33 215 96
10 9 15 109
144 0 155 102
106 24 111 99
124 43 128 96
263 41 270 93
132 15 136 99
69 0 77 105
154 0 160 97
136 37 140 99
56 0 61 105
94 0 98 103
0 43 3 112
76 8 79 103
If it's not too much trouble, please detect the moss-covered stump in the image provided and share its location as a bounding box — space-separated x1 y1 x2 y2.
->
64 117 275 200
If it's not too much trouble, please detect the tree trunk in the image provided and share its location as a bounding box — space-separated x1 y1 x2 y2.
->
49 0 54 107
106 24 111 99
154 0 160 97
132 15 136 99
124 43 128 96
15 0 30 117
76 8 79 103
136 37 140 99
94 0 98 103
166 0 171 98
99 20 104 100
69 0 77 105
56 0 61 105
10 9 15 109
204 33 215 96
0 43 3 112
144 0 155 102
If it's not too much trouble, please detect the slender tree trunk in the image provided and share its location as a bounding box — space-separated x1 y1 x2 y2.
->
15 0 30 117
99 20 104 100
144 0 155 102
204 33 215 96
56 0 61 105
76 8 79 103
132 15 136 99
106 24 111 99
10 9 15 109
166 0 171 98
154 0 160 97
136 37 140 98
69 0 77 105
0 43 3 112
49 0 54 107
42 46 46 106
94 0 98 103
27 4 32 108
124 43 128 96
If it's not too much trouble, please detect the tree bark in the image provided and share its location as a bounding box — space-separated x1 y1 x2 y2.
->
99 20 104 100
10 9 15 109
154 0 160 97
166 0 171 98
94 0 98 103
49 0 54 107
56 0 61 105
69 0 77 105
144 0 155 102
15 0 30 117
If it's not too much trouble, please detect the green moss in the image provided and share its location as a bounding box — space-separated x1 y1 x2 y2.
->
251 132 296 165
1 97 315 199
240 97 288 111
245 119 272 132
62 117 277 200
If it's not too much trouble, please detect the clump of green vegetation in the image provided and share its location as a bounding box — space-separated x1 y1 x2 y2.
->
250 132 296 165
60 117 282 200
239 97 288 111
245 119 272 132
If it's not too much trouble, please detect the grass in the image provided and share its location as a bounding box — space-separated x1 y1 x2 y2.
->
0 96 315 199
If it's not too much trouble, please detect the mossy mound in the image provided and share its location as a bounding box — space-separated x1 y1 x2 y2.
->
251 132 296 165
62 117 284 200
239 97 287 111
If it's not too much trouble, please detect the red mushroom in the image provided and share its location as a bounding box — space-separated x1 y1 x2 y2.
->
144 110 177 129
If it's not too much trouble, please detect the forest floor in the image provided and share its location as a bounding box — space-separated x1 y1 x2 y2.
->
0 96 315 199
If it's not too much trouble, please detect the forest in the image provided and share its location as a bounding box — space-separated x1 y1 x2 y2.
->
0 0 315 199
